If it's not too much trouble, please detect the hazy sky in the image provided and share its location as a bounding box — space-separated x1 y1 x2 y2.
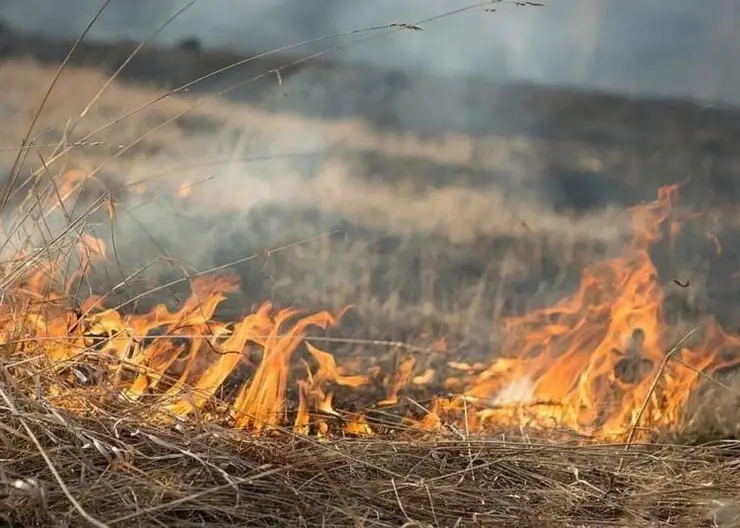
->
2 0 740 105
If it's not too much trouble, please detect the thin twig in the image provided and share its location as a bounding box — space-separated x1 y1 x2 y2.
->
618 328 698 471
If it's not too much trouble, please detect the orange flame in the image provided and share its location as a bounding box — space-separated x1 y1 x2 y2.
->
455 185 740 439
4 182 740 441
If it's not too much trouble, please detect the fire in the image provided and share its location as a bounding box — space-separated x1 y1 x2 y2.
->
451 185 740 439
3 174 739 442
4 266 368 435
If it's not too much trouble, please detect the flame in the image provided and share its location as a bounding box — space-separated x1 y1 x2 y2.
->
3 180 739 441
454 185 740 439
5 262 367 435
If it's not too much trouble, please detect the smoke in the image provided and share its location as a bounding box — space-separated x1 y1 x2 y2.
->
1 0 740 105
0 0 735 331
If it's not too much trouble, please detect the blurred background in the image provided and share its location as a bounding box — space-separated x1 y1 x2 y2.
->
2 0 740 105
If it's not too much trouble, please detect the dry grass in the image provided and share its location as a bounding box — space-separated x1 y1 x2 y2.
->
3 9 740 527
1 360 739 528
0 58 638 246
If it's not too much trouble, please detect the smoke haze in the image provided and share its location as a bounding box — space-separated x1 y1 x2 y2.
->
2 0 740 105
1 0 739 335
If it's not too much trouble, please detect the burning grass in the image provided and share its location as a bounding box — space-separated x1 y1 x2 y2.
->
3 7 740 523
1 173 740 525
3 180 738 442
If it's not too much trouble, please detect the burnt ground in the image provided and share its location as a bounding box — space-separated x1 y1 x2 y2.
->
2 26 740 423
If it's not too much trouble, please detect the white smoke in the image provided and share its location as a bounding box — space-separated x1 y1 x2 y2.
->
0 0 739 105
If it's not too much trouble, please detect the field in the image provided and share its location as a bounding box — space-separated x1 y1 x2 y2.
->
2 22 740 527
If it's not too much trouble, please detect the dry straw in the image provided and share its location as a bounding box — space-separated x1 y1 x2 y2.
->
2 1 739 526
2 361 739 527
